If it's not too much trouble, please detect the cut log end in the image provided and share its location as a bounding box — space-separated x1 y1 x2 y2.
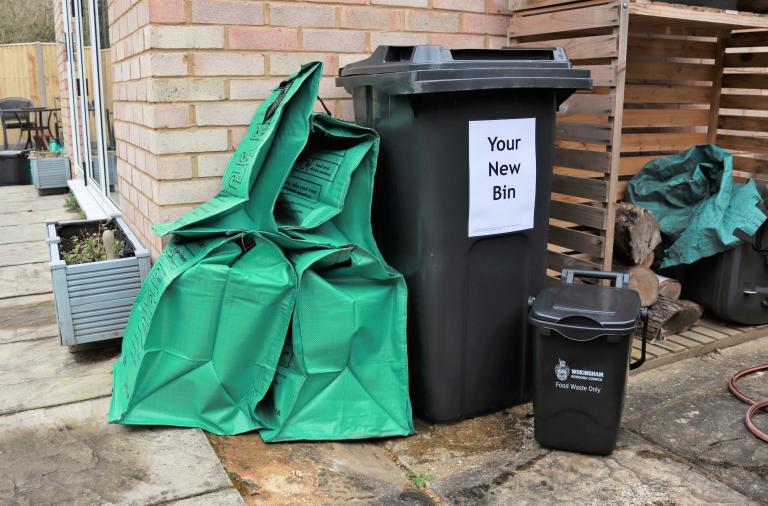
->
657 275 682 301
628 265 659 307
613 202 662 266
638 296 704 341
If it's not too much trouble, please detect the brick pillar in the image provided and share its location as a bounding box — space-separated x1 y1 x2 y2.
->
105 0 510 259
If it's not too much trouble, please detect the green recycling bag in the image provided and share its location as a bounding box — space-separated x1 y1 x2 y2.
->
627 144 768 268
110 61 413 441
273 113 381 252
153 62 322 237
255 246 413 442
108 233 296 435
253 113 413 441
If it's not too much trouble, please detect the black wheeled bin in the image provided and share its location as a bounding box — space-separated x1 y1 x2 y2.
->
669 186 768 325
529 270 648 455
337 45 591 421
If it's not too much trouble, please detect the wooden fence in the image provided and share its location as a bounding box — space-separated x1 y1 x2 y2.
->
0 42 59 106
0 42 112 107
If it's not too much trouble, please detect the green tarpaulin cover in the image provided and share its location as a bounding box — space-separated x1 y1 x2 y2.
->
626 144 768 268
109 62 414 440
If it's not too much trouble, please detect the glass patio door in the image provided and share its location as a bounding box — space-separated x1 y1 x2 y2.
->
66 0 118 208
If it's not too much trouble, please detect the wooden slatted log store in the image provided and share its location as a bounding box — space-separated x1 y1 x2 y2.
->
507 0 768 275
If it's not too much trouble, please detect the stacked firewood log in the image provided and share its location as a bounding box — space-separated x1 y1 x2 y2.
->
612 202 703 341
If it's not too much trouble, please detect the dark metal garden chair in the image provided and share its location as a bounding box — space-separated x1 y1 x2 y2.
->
0 97 35 150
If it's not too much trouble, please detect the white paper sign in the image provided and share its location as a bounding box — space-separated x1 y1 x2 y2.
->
468 118 537 237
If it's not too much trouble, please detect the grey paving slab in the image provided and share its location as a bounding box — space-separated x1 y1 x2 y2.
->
0 240 49 267
704 335 768 373
624 353 736 421
0 195 71 214
0 293 58 344
208 433 430 505
0 397 234 505
626 385 768 501
624 335 768 503
0 207 78 226
0 336 118 415
0 186 37 197
166 488 245 505
0 223 47 245
429 431 758 505
0 262 51 299
383 405 543 482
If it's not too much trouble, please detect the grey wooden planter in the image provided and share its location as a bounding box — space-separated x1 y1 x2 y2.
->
31 156 70 190
47 217 150 347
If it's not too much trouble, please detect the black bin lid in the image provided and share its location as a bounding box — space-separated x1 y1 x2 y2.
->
530 283 641 341
336 45 592 105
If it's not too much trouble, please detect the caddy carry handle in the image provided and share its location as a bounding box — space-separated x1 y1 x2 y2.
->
630 307 648 370
561 269 630 289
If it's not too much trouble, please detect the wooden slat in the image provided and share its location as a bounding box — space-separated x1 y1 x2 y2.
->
732 155 768 174
620 132 707 153
691 325 729 340
680 330 716 345
554 147 611 172
698 320 743 337
722 74 768 90
555 122 612 143
628 3 768 30
724 52 768 68
550 199 606 228
652 338 686 353
515 33 618 59
707 32 728 143
511 0 612 15
619 154 659 175
555 166 603 178
510 0 608 11
628 21 723 38
627 37 716 59
552 173 608 201
667 334 703 348
727 30 768 49
548 225 605 257
624 84 712 104
559 93 615 115
627 61 715 82
720 93 768 111
718 134 768 155
718 115 768 133
575 64 616 87
603 9 630 271
509 3 619 38
547 250 602 272
622 108 709 128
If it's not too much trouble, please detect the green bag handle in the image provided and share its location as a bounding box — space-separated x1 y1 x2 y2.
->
153 62 323 237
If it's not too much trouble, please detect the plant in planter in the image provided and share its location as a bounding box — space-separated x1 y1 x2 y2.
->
30 150 70 191
47 216 150 350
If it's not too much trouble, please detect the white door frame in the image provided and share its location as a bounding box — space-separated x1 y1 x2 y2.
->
65 0 119 217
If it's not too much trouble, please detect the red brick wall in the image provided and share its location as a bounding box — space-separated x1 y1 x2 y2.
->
59 0 512 257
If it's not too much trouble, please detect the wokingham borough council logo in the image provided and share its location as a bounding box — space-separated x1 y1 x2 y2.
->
555 359 570 381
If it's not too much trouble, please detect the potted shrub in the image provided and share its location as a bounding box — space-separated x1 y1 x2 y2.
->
30 150 70 190
46 216 150 350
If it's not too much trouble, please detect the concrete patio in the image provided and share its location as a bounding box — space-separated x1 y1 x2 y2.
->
0 186 243 505
1 185 766 505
